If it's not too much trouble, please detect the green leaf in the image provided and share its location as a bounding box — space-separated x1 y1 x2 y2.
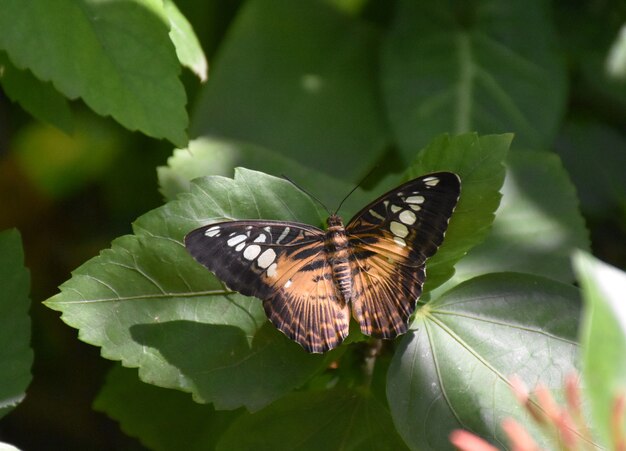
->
0 229 32 419
217 389 408 451
191 0 388 179
163 0 208 82
0 52 73 133
437 150 590 291
94 364 240 451
574 251 626 449
46 169 328 411
0 0 188 147
381 0 566 156
406 133 509 292
387 272 581 450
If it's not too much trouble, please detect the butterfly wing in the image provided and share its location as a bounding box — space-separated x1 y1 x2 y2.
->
185 220 350 353
346 172 461 337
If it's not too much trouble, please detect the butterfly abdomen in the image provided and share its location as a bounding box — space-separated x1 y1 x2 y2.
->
325 215 352 302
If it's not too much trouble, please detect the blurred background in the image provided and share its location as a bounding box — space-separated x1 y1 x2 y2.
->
1 0 625 448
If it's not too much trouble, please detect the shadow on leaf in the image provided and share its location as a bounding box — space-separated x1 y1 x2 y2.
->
130 320 324 412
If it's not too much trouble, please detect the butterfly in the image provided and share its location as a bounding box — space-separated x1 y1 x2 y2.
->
185 172 461 353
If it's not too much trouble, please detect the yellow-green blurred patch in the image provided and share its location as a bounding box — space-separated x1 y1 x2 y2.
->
12 114 123 199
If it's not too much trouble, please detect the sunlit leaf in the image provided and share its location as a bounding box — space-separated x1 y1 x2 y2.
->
163 0 208 82
157 137 353 208
574 251 626 449
0 0 188 146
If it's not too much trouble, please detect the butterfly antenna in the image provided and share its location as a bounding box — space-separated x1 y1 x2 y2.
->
281 175 332 216
334 165 379 215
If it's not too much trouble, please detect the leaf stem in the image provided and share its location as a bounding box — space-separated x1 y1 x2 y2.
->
362 339 383 389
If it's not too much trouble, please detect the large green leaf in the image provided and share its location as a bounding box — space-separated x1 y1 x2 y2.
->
0 0 188 147
191 0 388 179
436 150 590 293
0 229 32 419
387 272 581 450
574 252 626 449
216 389 408 451
381 0 566 156
94 364 240 451
45 133 508 411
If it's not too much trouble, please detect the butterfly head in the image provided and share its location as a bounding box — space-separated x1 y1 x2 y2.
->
326 214 344 229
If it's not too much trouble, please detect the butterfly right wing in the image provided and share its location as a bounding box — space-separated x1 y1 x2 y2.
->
346 172 461 338
185 220 350 353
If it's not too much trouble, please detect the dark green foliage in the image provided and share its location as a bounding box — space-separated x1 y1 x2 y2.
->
0 230 32 419
1 0 624 449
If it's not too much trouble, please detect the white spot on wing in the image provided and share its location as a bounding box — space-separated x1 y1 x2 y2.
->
264 226 271 233
390 204 401 213
205 226 220 237
257 249 276 268
243 244 261 260
368 208 385 221
254 234 267 243
227 234 247 247
284 279 292 288
394 236 406 247
399 210 417 225
267 263 278 277
406 195 425 204
390 221 409 238
424 177 439 186
276 227 290 244
409 204 422 211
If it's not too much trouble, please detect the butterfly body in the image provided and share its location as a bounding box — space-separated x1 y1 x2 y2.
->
325 215 353 302
185 172 461 353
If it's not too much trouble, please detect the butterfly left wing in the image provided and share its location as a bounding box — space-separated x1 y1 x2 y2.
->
346 172 461 338
184 220 350 353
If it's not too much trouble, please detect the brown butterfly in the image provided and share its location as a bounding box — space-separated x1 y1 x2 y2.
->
185 172 461 353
